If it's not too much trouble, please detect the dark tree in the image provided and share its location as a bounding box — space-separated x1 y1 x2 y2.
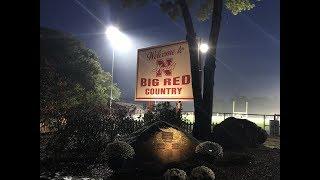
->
40 27 121 130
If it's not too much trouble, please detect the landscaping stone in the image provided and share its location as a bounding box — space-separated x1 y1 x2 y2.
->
122 121 200 170
211 117 268 149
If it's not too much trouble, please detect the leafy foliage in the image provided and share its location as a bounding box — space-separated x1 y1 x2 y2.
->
44 102 136 165
194 141 223 166
118 116 136 135
142 109 155 123
102 141 135 161
45 103 112 162
225 0 258 15
198 0 261 21
190 166 215 180
143 102 182 127
41 27 127 163
163 168 187 180
101 141 135 170
40 27 120 129
159 0 182 20
195 141 223 161
109 103 138 139
101 0 261 21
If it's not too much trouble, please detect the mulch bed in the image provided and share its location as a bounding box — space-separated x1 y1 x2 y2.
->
41 146 279 180
41 135 280 180
209 146 280 180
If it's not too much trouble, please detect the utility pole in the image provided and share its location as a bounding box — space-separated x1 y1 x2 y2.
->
110 48 115 116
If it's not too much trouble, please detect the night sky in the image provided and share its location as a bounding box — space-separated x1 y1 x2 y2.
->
40 0 279 107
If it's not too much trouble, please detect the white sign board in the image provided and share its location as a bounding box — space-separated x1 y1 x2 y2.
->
135 41 193 101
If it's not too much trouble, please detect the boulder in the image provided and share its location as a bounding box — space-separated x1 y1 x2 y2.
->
122 121 199 170
211 117 268 149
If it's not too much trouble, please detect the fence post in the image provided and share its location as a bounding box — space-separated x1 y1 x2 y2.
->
223 113 226 120
186 122 189 133
270 114 280 137
211 123 214 132
263 115 266 131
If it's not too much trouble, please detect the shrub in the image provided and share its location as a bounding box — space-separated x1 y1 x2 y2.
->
163 168 187 180
143 110 155 124
45 103 112 162
101 141 135 170
117 116 135 135
195 141 223 161
44 102 135 163
155 102 182 127
190 166 215 180
143 102 182 127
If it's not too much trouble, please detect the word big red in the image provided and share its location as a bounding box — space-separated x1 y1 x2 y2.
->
140 75 191 87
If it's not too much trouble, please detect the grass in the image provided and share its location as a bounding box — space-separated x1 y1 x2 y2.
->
263 137 280 149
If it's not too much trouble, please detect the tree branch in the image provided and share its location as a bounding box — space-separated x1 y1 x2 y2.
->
209 0 223 55
177 0 196 37
178 0 205 139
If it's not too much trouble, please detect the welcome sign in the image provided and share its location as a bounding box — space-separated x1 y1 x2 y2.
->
135 41 193 101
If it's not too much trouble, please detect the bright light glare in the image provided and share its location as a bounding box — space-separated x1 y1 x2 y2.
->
105 26 131 51
105 26 120 39
199 43 209 53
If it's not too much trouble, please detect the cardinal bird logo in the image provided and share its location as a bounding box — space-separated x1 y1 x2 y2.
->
153 58 176 77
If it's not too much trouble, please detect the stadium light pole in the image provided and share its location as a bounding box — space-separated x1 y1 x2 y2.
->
105 25 131 115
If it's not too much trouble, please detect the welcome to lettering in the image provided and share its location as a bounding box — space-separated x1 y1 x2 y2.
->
146 45 184 61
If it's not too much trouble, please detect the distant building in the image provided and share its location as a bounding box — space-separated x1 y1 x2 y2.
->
115 102 145 115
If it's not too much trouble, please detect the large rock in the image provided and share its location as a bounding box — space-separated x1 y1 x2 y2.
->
211 117 268 149
122 121 199 168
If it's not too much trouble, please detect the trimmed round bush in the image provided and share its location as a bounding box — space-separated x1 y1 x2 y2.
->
163 168 187 180
102 141 135 170
195 141 223 160
190 166 215 180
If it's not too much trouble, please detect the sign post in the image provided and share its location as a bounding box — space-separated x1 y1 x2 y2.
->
135 41 193 101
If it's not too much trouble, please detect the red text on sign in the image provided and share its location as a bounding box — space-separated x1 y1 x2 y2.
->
140 75 191 87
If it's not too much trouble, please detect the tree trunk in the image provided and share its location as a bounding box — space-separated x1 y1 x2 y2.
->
202 55 216 139
177 0 204 139
202 0 223 139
